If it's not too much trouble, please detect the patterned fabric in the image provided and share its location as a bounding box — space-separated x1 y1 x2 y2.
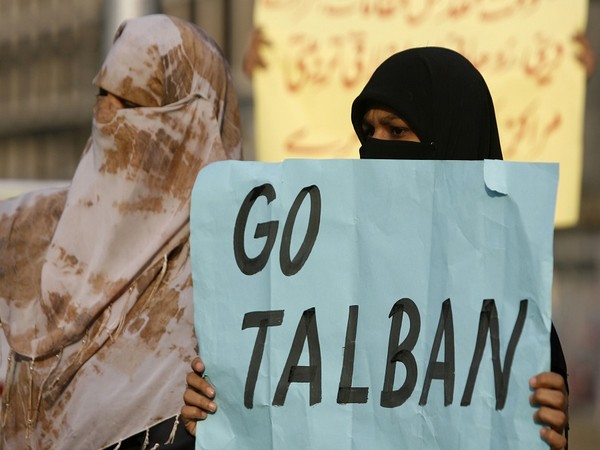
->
0 15 242 449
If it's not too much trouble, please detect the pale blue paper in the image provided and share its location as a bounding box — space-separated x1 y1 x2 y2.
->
190 159 558 450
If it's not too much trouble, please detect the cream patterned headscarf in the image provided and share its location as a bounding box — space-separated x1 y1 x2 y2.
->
0 15 241 449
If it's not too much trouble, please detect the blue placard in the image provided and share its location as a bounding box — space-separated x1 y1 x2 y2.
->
191 159 558 450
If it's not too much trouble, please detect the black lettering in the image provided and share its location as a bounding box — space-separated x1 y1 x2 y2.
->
337 305 368 404
233 184 279 275
279 185 321 276
273 308 322 406
242 310 285 409
419 299 455 406
461 299 528 410
380 298 420 408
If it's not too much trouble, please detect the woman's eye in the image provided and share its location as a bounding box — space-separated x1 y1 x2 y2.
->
96 88 141 108
390 127 407 137
362 124 375 137
121 99 140 109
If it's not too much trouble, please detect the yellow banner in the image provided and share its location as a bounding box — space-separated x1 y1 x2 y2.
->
253 0 588 227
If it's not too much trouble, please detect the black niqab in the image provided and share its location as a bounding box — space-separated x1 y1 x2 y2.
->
351 47 569 420
352 47 503 160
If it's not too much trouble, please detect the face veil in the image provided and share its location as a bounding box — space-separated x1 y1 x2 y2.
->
351 47 503 161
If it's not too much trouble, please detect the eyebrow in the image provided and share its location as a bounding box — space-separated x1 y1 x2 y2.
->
379 114 407 126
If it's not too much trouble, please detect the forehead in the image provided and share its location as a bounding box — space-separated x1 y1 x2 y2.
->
363 105 405 121
94 16 186 107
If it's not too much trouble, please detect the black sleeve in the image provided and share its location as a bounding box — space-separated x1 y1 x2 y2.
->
550 323 569 392
550 322 569 448
105 416 195 450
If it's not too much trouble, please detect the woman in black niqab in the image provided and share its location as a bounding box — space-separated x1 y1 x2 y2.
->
351 46 569 449
352 46 503 160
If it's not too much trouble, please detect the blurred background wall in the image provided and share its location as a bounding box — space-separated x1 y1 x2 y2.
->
0 0 598 447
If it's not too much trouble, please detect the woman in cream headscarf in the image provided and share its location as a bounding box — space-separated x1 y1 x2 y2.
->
0 14 241 449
